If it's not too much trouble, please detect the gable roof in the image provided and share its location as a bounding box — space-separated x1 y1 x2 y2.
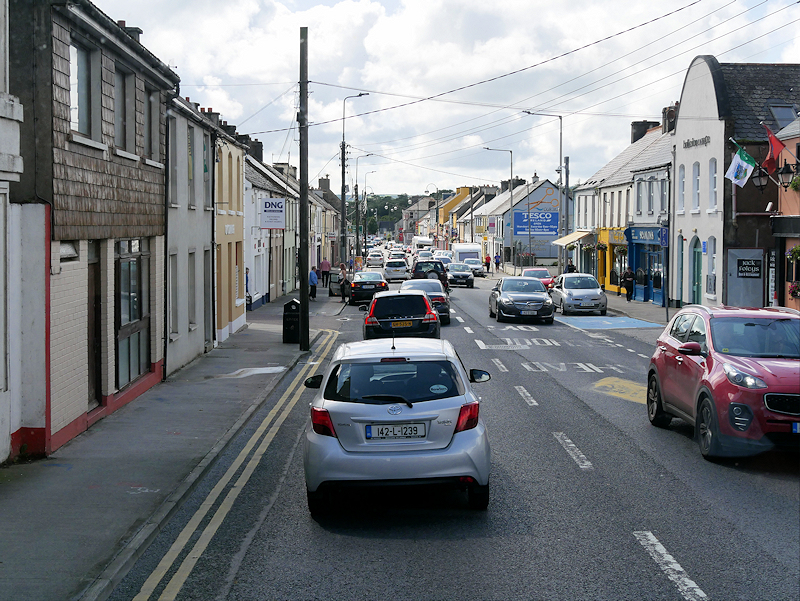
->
576 128 664 191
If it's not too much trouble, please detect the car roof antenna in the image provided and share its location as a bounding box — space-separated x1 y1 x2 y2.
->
392 333 396 350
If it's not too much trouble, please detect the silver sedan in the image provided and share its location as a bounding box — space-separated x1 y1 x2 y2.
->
303 338 492 516
549 273 608 315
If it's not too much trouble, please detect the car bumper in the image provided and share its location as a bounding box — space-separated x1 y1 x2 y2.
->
449 278 474 286
563 300 606 313
363 323 440 339
303 422 491 491
498 304 555 319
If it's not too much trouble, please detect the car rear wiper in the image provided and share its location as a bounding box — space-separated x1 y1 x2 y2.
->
360 394 413 408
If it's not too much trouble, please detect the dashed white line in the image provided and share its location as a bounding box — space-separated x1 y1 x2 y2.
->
552 432 593 470
638 353 649 359
464 327 474 334
515 385 538 406
455 315 464 322
633 531 708 601
491 358 508 372
616 343 625 347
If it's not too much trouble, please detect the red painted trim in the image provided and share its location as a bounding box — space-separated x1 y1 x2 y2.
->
45 205 52 454
49 414 87 453
9 427 47 459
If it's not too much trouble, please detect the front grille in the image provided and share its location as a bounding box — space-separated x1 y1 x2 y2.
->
764 394 800 416
514 302 543 310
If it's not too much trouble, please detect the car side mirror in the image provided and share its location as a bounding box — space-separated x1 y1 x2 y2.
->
600 284 605 291
304 374 323 388
469 369 491 383
491 286 499 292
678 341 702 356
358 304 367 311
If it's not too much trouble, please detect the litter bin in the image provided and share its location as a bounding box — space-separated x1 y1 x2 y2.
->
282 298 300 344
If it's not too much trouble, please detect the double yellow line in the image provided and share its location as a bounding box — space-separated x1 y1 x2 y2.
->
133 329 339 601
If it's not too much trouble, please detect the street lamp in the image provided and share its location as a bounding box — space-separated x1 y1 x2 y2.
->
426 183 439 249
353 153 373 257
340 93 368 265
484 147 514 274
778 159 798 190
363 171 376 252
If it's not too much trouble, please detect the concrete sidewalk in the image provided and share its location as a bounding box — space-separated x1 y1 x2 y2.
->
0 292 345 601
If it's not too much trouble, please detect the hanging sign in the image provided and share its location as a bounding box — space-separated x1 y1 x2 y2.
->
260 197 286 229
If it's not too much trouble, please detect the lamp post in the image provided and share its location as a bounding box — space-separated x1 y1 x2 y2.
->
484 147 514 274
426 184 439 248
340 93 368 265
353 153 373 258
363 171 376 252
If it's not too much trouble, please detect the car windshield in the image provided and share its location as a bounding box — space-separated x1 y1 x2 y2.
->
502 279 546 293
355 272 382 281
709 317 800 358
450 264 471 272
524 269 550 279
386 261 406 267
415 261 443 273
371 295 428 318
564 276 600 290
402 280 444 293
324 360 464 402
464 259 481 266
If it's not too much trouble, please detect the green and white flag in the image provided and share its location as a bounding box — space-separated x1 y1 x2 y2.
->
725 147 756 188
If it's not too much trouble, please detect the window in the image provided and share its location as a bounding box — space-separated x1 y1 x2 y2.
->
660 180 667 212
692 162 700 210
188 251 196 327
114 66 134 151
678 165 685 212
116 239 151 388
187 126 196 208
602 192 607 227
769 105 798 129
610 191 615 226
69 43 93 137
168 117 177 204
203 133 212 208
707 237 716 295
143 87 159 161
647 180 654 213
708 159 717 210
625 189 630 224
169 252 178 337
636 181 643 214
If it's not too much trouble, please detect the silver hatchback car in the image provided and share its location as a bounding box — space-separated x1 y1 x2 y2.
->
303 338 492 516
549 272 608 315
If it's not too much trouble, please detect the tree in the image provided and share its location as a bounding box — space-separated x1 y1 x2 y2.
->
367 216 378 234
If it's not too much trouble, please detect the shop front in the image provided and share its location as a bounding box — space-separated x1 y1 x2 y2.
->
601 228 628 295
625 226 668 306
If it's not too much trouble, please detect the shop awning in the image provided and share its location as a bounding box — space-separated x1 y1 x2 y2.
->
552 230 594 247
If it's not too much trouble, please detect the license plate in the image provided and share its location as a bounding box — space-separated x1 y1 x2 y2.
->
392 320 412 328
580 301 594 307
793 423 800 434
521 310 537 315
363 285 374 289
366 423 426 440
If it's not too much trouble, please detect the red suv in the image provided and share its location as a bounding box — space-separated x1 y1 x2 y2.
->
647 305 800 459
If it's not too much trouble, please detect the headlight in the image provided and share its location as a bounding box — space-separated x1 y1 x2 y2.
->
544 298 553 305
723 363 767 389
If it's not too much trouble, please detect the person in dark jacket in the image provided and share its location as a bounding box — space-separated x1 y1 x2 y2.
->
622 266 635 302
565 259 577 273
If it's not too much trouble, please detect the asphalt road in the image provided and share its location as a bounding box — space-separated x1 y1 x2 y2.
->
109 272 800 601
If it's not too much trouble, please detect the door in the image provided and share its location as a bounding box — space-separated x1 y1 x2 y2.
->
691 239 702 304
87 256 102 410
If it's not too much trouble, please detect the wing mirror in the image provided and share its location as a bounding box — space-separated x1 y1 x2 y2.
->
358 304 367 311
678 341 703 356
304 374 323 388
469 369 491 383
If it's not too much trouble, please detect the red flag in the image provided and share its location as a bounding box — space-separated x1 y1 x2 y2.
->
761 123 786 174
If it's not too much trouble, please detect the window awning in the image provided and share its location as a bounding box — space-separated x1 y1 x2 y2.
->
552 230 594 247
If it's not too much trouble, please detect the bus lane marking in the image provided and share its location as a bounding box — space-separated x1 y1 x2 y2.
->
633 531 708 601
553 432 593 470
593 377 647 404
515 385 538 406
491 358 508 372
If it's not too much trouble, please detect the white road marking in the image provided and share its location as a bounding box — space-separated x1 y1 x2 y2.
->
491 358 508 372
464 327 474 334
616 343 625 347
455 315 464 322
515 386 538 406
638 353 649 359
627 348 637 353
552 432 593 470
633 531 708 601
475 339 529 350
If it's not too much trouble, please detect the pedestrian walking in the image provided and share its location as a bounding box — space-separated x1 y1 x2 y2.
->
309 266 318 300
338 262 350 304
319 258 331 287
494 253 501 273
485 255 491 274
565 259 577 273
622 266 635 302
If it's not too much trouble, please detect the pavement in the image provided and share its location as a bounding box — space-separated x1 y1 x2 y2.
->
0 289 346 601
0 269 671 601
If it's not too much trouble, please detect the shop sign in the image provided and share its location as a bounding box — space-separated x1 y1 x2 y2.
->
260 197 286 229
683 136 711 149
609 230 626 244
624 226 661 244
737 259 762 278
514 211 559 236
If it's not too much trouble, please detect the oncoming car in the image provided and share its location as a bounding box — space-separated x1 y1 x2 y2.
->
447 263 475 288
464 258 486 277
647 305 800 459
302 338 492 516
521 267 554 288
549 273 607 315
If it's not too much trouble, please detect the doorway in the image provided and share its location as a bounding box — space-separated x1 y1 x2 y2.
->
691 238 702 304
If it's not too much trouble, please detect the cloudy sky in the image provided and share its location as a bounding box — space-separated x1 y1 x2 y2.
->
94 0 798 196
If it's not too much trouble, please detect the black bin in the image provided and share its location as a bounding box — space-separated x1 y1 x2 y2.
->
282 299 300 344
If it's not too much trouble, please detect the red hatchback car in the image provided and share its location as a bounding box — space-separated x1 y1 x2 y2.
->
647 305 800 459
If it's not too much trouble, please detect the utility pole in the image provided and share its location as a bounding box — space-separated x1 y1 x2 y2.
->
298 27 309 350
564 156 570 267
340 138 346 266
354 180 360 258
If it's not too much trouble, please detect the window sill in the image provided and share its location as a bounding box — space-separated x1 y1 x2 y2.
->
228 210 236 216
690 209 701 215
69 133 107 152
706 208 718 214
217 209 227 215
647 211 654 215
169 203 180 209
205 206 214 211
144 158 164 169
705 294 717 301
235 298 246 307
188 205 196 210
113 147 140 162
169 333 180 342
236 211 244 216
188 323 198 331
677 210 685 215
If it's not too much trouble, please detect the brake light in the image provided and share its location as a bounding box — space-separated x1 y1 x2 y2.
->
455 402 480 433
365 302 379 326
422 297 439 323
311 407 337 437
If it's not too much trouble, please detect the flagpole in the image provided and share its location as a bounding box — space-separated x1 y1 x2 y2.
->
728 137 780 187
760 121 798 162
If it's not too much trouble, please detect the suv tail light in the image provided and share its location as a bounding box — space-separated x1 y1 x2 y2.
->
311 407 337 437
455 402 480 433
365 302 379 326
422 298 439 323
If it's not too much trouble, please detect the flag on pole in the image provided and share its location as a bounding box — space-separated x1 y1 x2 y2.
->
761 123 786 174
725 146 757 188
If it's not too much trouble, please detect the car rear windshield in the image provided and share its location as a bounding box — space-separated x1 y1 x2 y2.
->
414 261 444 273
564 276 600 289
403 280 444 293
502 279 546 292
386 260 406 267
710 317 800 358
372 295 428 318
324 360 465 402
524 270 550 278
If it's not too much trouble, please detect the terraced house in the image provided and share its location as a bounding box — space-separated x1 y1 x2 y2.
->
8 0 179 453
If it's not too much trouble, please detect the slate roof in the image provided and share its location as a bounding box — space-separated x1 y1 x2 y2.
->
245 161 283 195
716 61 800 141
777 116 800 141
576 128 664 191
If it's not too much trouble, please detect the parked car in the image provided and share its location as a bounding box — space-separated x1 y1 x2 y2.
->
464 258 486 277
366 251 384 268
360 289 441 339
401 279 451 324
647 305 800 459
549 273 607 315
489 277 554 324
383 259 410 282
521 267 555 288
348 271 389 305
411 259 449 292
302 337 492 516
447 262 475 288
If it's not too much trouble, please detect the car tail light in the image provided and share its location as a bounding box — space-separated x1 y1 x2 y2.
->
455 402 480 433
311 407 337 437
365 302 379 326
422 298 439 323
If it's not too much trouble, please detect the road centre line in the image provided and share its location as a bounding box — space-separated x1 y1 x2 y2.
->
627 348 636 353
464 326 474 334
455 315 464 322
553 432 593 470
515 385 538 406
633 531 708 601
133 330 339 601
638 353 649 359
491 358 508 372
